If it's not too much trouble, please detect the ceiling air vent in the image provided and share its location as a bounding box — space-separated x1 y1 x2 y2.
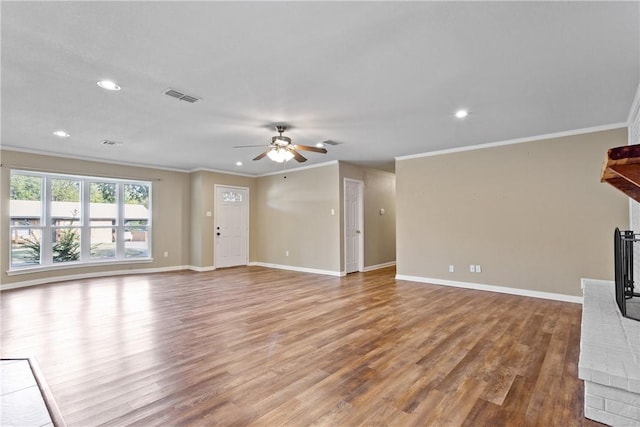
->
163 88 200 103
101 139 122 146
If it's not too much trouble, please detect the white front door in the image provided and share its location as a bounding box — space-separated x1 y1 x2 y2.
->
214 185 249 268
344 179 364 274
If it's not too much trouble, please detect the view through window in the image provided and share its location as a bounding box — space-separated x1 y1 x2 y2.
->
10 171 151 269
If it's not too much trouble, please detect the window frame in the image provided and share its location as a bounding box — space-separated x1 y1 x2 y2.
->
8 170 152 274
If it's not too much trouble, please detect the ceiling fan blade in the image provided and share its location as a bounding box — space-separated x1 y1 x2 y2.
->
253 150 270 161
234 144 268 148
294 145 327 154
290 149 307 162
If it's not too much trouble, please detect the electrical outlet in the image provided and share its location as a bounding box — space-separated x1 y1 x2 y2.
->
449 265 454 273
285 250 289 257
469 264 475 273
163 251 169 257
475 265 481 273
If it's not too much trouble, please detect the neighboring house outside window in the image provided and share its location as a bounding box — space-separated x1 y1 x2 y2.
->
9 171 151 270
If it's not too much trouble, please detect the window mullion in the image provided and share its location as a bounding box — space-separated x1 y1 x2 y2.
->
42 177 52 266
81 181 90 260
116 183 125 258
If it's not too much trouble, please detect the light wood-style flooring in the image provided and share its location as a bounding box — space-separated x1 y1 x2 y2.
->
1 266 601 426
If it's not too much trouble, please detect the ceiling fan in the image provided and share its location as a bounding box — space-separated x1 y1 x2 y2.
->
234 125 328 163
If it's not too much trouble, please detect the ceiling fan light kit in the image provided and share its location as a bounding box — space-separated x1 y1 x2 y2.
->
266 147 295 163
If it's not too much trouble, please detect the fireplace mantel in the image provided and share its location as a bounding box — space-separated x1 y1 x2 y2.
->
601 144 640 202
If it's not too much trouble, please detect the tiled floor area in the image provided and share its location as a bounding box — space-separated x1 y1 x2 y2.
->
1 359 54 427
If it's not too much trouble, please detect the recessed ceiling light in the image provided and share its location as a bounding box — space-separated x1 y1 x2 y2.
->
236 161 243 166
455 109 469 119
97 80 121 91
316 142 325 148
53 130 70 137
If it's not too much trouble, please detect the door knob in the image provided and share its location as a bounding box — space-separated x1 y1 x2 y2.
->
356 230 361 234
216 232 221 236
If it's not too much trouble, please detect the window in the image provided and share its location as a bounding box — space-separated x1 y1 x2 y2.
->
9 171 152 270
51 177 81 264
90 182 117 260
222 191 243 202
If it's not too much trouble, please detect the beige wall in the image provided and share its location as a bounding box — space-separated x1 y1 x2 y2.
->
254 164 341 272
1 150 191 285
1 152 396 285
363 168 396 267
189 170 257 269
396 128 629 297
339 162 396 270
190 172 204 267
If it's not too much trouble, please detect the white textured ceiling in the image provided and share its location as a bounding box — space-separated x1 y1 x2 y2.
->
2 1 639 175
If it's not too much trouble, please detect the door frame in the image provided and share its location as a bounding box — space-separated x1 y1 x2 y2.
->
344 178 364 273
214 184 250 268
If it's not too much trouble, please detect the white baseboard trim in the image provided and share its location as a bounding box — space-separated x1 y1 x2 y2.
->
363 261 396 272
188 265 217 272
248 262 345 277
1 262 346 290
395 274 583 304
1 265 190 291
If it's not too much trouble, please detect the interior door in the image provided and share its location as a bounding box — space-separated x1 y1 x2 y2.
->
345 179 364 273
214 185 249 268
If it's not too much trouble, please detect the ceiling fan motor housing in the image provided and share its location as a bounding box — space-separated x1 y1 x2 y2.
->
272 135 291 146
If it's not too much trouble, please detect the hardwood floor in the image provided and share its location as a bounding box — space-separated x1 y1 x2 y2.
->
1 266 601 426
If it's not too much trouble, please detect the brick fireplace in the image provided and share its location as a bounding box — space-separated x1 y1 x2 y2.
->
579 279 640 425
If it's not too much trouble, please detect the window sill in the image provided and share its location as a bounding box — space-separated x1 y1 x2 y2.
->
6 258 154 276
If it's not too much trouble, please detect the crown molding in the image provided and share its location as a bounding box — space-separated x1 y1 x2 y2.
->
395 122 628 161
1 146 190 173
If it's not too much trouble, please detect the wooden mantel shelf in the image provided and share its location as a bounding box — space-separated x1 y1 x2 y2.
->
601 144 640 202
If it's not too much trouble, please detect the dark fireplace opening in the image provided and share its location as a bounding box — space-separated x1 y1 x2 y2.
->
614 228 640 321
